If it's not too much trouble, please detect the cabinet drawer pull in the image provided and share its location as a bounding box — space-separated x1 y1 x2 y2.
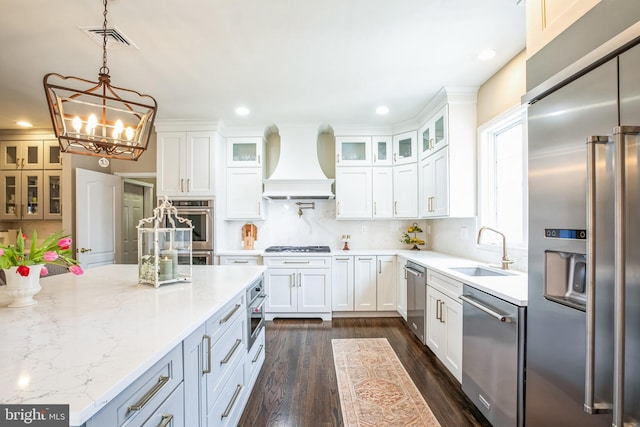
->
358 257 373 261
284 260 310 264
128 375 170 412
233 260 249 264
219 304 241 324
221 384 243 419
252 344 264 363
220 339 242 365
435 299 441 321
203 334 212 374
335 257 350 261
159 414 173 427
439 301 445 323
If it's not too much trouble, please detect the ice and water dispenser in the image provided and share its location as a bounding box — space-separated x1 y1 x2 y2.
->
543 228 587 311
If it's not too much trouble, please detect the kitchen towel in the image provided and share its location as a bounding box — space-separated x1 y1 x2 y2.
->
332 338 441 427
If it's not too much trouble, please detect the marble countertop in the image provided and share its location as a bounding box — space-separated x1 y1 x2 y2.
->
0 264 266 426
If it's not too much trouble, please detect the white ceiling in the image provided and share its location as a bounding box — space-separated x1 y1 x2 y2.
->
0 0 525 131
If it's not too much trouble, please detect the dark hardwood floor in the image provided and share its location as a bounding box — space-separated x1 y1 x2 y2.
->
239 317 491 427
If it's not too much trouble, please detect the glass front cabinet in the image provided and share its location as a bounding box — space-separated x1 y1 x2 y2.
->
227 137 263 167
0 140 44 170
0 171 43 220
372 136 392 166
336 136 371 166
419 105 448 161
392 131 417 165
43 171 62 219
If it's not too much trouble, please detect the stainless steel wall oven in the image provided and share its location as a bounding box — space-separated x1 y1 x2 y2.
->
170 199 214 251
246 276 266 351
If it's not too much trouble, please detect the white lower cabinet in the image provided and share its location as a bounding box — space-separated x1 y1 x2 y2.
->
264 256 332 320
333 255 397 313
396 257 408 320
376 255 397 311
425 270 463 382
332 256 355 311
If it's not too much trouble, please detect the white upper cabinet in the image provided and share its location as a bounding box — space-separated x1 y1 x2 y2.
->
392 131 417 165
336 167 371 219
157 131 215 197
335 136 371 166
418 88 477 218
226 167 263 220
227 137 263 167
393 163 418 218
0 140 44 170
372 167 393 219
372 136 392 166
419 105 448 161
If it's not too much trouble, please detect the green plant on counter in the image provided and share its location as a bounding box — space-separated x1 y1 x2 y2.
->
139 255 157 282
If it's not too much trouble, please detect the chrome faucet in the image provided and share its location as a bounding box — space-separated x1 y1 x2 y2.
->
477 226 514 270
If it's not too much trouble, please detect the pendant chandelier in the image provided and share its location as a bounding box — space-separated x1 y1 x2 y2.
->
43 0 157 162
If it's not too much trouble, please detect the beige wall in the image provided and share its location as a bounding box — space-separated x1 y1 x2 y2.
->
476 50 526 126
109 133 157 174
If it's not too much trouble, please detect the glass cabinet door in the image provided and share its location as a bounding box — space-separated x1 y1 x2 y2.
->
44 171 62 219
393 131 417 165
335 137 371 166
431 106 448 153
372 136 392 166
227 137 263 167
0 141 43 170
44 140 63 169
22 172 43 220
1 171 21 220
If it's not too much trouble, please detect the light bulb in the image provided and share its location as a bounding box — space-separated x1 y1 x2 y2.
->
86 114 98 135
125 126 134 141
113 119 123 139
72 116 82 133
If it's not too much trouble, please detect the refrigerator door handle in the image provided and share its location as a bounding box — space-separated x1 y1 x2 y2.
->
612 126 640 427
584 135 613 415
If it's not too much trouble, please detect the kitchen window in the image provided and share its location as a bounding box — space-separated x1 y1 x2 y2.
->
477 105 528 250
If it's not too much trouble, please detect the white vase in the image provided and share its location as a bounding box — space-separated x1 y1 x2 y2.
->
4 264 44 308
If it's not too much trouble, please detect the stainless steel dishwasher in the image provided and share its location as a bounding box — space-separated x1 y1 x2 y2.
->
460 285 525 427
405 261 426 344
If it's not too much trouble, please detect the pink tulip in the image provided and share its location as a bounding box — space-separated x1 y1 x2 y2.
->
16 265 30 277
69 265 84 275
58 238 72 250
0 249 3 256
44 251 59 262
40 266 49 276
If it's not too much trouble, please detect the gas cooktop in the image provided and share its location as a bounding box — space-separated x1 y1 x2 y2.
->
264 245 331 253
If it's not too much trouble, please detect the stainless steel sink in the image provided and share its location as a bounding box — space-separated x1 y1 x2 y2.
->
449 266 513 277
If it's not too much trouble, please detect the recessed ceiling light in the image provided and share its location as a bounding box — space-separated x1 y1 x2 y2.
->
16 121 33 127
235 106 250 116
478 49 496 61
375 106 389 115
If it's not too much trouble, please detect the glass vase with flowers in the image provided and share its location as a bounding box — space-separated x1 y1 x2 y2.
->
0 229 83 307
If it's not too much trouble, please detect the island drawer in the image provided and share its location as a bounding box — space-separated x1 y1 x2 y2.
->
87 344 184 427
206 314 246 413
264 256 331 268
205 293 245 343
208 358 246 427
140 382 184 427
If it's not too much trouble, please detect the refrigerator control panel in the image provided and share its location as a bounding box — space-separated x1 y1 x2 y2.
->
544 228 586 239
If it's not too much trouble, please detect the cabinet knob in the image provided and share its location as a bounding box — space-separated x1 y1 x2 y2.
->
78 247 92 253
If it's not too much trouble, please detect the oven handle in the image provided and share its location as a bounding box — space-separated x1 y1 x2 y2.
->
403 266 424 277
177 209 211 216
460 294 512 323
249 294 267 312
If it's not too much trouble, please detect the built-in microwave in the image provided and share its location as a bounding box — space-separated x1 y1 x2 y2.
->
169 199 214 251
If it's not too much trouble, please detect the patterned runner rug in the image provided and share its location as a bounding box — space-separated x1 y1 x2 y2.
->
332 338 441 427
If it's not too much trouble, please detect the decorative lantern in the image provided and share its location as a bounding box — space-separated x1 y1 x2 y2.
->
137 197 192 287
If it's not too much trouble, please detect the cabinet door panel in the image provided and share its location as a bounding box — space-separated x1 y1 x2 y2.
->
332 257 354 311
393 163 418 218
157 133 185 196
226 168 262 219
186 132 215 195
265 269 297 312
298 269 331 312
354 257 376 311
426 286 444 354
336 167 371 219
376 256 396 311
372 167 393 219
443 296 462 382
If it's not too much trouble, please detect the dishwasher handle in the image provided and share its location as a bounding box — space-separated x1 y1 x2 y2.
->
460 294 512 323
403 266 424 277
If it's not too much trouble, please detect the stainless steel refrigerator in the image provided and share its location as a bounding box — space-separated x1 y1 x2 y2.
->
526 40 640 426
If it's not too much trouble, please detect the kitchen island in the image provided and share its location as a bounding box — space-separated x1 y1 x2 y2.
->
0 264 266 426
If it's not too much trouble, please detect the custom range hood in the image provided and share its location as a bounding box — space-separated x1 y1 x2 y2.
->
262 124 334 199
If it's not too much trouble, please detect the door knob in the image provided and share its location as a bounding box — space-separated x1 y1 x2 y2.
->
78 247 92 253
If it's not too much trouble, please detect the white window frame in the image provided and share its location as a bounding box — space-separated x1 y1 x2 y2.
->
477 104 528 255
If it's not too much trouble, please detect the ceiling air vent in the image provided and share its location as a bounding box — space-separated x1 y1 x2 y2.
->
79 26 137 49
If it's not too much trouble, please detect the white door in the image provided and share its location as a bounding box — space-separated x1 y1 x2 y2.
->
75 168 121 268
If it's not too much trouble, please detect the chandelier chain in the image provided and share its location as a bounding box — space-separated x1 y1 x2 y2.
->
101 0 109 75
